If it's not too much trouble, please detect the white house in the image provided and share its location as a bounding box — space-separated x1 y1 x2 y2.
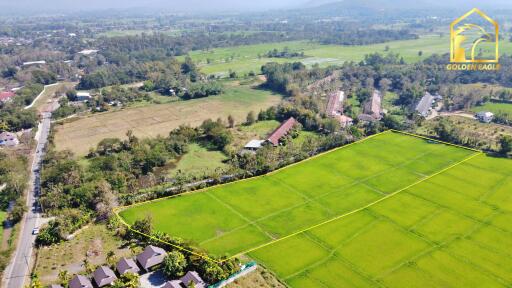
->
244 140 265 151
476 111 494 123
76 92 92 102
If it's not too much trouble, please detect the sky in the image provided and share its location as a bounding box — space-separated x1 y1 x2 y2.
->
0 0 307 14
1 0 511 14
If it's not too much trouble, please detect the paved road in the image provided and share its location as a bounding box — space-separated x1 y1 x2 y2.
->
4 112 52 288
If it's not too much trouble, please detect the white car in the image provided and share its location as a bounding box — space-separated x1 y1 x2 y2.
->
32 228 40 235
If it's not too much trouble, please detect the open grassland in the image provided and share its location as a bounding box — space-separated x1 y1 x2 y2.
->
53 81 282 156
165 143 229 177
179 35 512 76
248 153 512 288
119 131 476 258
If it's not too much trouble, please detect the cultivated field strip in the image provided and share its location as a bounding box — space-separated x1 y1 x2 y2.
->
118 131 478 260
249 153 512 288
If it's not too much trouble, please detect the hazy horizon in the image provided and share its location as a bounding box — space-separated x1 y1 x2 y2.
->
0 0 511 15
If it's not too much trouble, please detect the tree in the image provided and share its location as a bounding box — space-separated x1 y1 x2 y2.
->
106 250 116 267
132 215 153 235
112 272 140 288
82 256 94 274
66 90 77 102
246 111 256 125
162 251 187 278
499 135 512 156
58 270 70 286
26 275 44 288
9 198 27 223
227 115 235 128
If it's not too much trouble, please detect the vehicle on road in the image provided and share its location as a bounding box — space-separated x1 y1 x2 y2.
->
32 228 40 235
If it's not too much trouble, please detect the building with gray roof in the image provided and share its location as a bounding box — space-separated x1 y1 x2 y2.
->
137 245 167 271
93 266 117 287
415 92 435 117
116 257 140 275
69 275 93 288
180 271 206 288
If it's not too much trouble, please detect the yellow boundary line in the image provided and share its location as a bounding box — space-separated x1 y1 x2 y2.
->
113 130 482 264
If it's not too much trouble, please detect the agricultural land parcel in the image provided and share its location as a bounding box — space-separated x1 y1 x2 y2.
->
178 35 512 76
119 131 512 287
53 81 281 156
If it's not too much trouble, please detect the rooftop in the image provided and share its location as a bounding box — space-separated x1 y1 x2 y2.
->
244 139 265 149
93 266 117 287
180 271 206 288
363 90 382 119
267 117 298 146
116 257 140 275
326 90 344 117
137 245 167 270
69 275 93 288
415 92 435 117
0 91 15 102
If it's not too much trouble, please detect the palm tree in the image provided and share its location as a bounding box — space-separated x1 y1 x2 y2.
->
58 270 70 286
106 250 116 267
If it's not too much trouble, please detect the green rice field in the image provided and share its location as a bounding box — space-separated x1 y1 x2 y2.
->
249 153 512 288
120 131 476 255
119 131 512 287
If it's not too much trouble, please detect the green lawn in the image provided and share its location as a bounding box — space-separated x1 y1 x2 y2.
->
167 143 229 177
119 131 476 258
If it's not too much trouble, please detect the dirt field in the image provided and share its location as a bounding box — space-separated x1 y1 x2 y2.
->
53 83 282 156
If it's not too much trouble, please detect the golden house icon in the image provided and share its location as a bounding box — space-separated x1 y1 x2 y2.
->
450 8 499 63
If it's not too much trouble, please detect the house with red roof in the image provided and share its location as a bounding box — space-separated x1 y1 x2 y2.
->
266 117 298 146
0 91 15 103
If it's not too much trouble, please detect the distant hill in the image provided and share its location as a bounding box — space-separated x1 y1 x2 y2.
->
302 0 512 10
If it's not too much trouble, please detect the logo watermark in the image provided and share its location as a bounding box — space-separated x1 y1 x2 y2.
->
448 8 499 71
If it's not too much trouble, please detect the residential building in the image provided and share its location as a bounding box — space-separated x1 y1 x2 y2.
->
0 132 20 146
69 275 93 288
362 90 382 120
93 266 117 287
78 49 99 56
266 117 298 146
337 115 353 128
116 257 140 275
476 111 494 123
244 139 265 151
136 245 167 271
76 92 92 102
22 60 46 67
415 92 435 117
0 91 15 103
180 271 206 288
326 90 345 117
